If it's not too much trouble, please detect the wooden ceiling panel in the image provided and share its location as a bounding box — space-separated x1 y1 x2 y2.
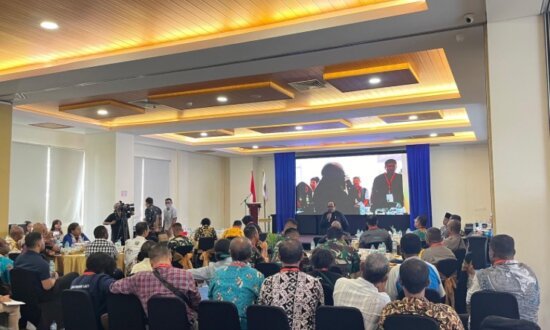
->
59 100 144 120
324 63 418 92
177 129 234 139
380 110 442 124
249 120 350 134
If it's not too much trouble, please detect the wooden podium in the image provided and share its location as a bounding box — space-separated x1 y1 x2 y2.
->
246 203 262 223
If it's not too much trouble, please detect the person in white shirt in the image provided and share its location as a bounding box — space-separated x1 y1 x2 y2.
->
333 253 391 330
163 198 178 236
131 241 156 274
124 222 149 274
188 239 232 282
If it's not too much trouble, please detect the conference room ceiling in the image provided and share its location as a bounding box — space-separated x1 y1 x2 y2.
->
4 0 488 156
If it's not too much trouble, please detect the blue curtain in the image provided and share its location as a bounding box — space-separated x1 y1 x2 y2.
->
406 144 432 229
274 152 296 233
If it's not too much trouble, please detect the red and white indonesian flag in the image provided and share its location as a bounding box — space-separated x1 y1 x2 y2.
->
250 171 257 203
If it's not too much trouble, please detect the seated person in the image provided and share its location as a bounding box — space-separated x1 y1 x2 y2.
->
271 228 311 272
307 248 342 306
70 252 117 330
385 234 445 301
209 237 264 329
243 226 267 267
33 223 60 257
62 222 90 247
168 223 194 268
110 244 201 324
412 216 428 242
317 227 360 276
14 232 78 326
421 228 456 265
334 254 391 330
465 235 540 323
359 216 392 250
0 238 14 284
188 239 232 282
6 225 24 254
193 218 217 242
320 201 350 234
440 213 451 239
85 226 118 259
242 215 262 234
443 220 466 252
221 221 244 239
124 222 149 273
131 241 156 274
259 239 324 330
378 258 464 330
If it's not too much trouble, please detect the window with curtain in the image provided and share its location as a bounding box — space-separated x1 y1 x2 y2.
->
133 157 171 222
9 142 85 226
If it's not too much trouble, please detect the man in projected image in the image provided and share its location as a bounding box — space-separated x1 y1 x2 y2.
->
370 159 404 211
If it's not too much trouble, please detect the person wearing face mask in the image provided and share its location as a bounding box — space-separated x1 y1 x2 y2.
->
163 198 178 236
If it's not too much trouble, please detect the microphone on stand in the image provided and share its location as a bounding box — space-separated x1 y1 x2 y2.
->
240 193 252 205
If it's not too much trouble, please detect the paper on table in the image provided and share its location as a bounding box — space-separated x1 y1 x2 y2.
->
2 299 25 306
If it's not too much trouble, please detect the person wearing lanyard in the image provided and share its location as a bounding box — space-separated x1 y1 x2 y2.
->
370 159 404 212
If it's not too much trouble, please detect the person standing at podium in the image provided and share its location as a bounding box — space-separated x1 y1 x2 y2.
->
370 159 404 211
320 201 349 234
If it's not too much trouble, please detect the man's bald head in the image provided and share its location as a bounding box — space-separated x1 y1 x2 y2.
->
229 237 253 262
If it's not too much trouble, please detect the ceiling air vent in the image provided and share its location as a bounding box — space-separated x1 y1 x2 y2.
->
128 99 160 109
29 123 73 129
288 79 326 92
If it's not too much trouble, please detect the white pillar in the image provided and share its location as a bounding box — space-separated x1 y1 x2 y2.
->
487 14 550 328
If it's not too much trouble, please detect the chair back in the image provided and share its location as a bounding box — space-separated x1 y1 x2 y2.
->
107 293 147 330
383 314 440 330
436 259 459 278
9 268 43 326
313 236 323 246
198 237 216 251
425 288 444 303
247 305 290 330
470 290 520 330
480 316 540 330
315 306 364 330
255 263 281 278
199 301 240 330
259 233 268 242
359 241 383 249
61 290 98 330
7 253 19 262
467 236 490 269
148 295 190 330
453 249 467 272
175 245 194 256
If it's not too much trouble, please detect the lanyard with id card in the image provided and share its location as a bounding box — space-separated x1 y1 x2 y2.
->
384 173 396 203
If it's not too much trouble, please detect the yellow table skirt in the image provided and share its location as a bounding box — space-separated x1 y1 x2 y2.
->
55 253 125 275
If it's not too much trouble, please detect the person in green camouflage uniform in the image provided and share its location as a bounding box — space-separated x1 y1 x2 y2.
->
317 227 360 276
271 228 311 272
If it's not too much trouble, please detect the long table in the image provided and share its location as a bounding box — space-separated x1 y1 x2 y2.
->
272 214 410 235
54 252 125 275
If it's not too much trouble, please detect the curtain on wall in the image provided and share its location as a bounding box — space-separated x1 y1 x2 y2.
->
274 152 296 232
406 144 432 228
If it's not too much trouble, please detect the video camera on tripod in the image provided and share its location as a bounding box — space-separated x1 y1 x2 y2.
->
118 201 135 219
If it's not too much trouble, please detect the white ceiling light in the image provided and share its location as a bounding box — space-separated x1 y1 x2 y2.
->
408 115 419 120
200 132 208 137
252 145 259 149
429 133 438 137
97 109 109 116
40 21 59 30
216 96 228 103
368 77 381 85
295 125 303 130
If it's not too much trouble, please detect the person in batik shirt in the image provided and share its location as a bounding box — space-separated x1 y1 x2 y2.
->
259 239 324 330
378 258 463 330
193 218 218 242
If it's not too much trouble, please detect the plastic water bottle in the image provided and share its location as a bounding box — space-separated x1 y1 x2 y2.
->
311 238 316 250
49 260 55 277
64 241 70 249
379 242 386 254
392 240 398 253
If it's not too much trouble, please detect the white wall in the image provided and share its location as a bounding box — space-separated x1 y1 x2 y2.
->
430 144 492 228
487 14 550 328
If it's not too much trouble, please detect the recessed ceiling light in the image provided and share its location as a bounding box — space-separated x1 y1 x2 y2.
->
429 133 438 137
97 109 109 116
408 115 419 121
40 21 59 30
186 102 193 107
368 77 381 85
217 96 228 103
252 145 259 149
295 126 303 130
200 132 208 137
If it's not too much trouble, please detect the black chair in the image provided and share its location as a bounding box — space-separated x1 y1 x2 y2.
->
198 237 216 251
436 259 458 278
302 242 312 250
7 253 19 262
247 305 290 330
107 293 147 330
148 295 190 330
259 233 268 242
453 248 467 272
255 263 281 278
315 306 364 330
199 301 240 330
470 290 520 330
61 290 98 330
397 288 442 304
383 314 440 330
312 236 324 246
467 236 490 269
454 270 469 314
10 268 52 329
480 316 540 330
175 245 194 256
